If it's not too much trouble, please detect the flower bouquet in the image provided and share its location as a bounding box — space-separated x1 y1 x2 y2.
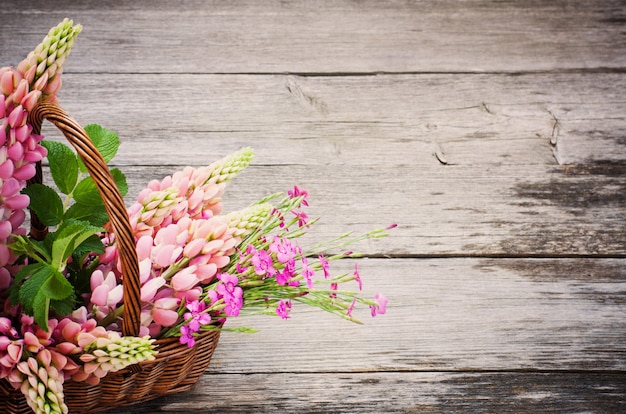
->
0 20 390 414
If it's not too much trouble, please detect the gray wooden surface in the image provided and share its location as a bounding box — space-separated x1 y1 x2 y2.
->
2 1 625 412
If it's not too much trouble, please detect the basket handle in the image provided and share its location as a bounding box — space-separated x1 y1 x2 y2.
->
28 102 141 337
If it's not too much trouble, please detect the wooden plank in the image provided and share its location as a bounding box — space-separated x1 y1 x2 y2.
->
81 258 622 374
110 162 626 256
110 372 626 413
35 72 625 167
1 0 625 73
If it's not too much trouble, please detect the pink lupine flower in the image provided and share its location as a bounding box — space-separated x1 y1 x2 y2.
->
370 293 388 317
171 266 200 292
90 270 123 307
152 297 180 327
140 276 166 302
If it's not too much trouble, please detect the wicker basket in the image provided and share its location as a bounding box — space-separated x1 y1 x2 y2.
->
0 102 222 413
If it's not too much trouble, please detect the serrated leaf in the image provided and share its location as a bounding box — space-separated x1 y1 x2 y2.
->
51 219 104 269
50 297 75 317
79 124 120 173
9 263 45 305
19 266 52 315
21 184 64 226
73 176 101 206
74 233 106 257
71 168 127 206
41 269 73 300
41 140 78 194
64 203 109 226
111 168 128 196
33 291 51 331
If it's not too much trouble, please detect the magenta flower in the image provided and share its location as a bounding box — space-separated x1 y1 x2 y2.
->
301 256 315 289
353 262 362 290
369 293 388 317
319 254 330 279
216 273 244 316
276 300 292 319
251 248 276 277
269 235 299 263
184 300 212 332
346 298 357 318
179 325 195 347
288 185 309 206
291 210 309 228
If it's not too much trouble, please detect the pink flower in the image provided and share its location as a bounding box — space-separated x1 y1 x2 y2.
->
276 300 292 319
353 262 362 290
291 210 309 228
370 293 388 317
216 273 243 317
90 270 123 307
288 185 309 206
269 235 299 263
152 298 180 326
301 256 314 289
319 254 330 279
171 266 200 292
347 298 357 318
251 248 276 277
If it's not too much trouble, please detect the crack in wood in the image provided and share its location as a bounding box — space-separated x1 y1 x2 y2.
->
285 76 329 115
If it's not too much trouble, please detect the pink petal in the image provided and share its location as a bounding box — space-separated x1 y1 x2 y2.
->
3 194 29 210
107 284 124 306
140 277 166 302
171 268 199 292
91 285 110 306
152 308 179 327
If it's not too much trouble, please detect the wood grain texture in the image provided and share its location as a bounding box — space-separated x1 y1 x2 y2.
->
40 72 626 167
105 162 625 257
106 257 626 412
1 0 625 74
110 372 626 413
2 1 625 412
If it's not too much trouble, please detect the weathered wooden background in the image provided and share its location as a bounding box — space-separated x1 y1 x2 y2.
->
2 0 625 412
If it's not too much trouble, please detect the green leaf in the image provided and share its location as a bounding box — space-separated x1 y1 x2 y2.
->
71 168 127 206
19 265 52 315
41 140 78 194
74 233 106 257
8 235 51 263
79 124 120 173
33 290 51 331
41 269 73 300
64 203 109 226
21 184 64 226
9 263 45 305
111 168 128 196
50 219 104 270
73 176 101 206
50 297 75 317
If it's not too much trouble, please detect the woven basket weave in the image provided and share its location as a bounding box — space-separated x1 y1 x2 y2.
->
0 102 221 414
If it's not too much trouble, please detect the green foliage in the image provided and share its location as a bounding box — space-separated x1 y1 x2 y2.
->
41 141 78 194
10 124 125 331
79 124 120 173
21 184 64 226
